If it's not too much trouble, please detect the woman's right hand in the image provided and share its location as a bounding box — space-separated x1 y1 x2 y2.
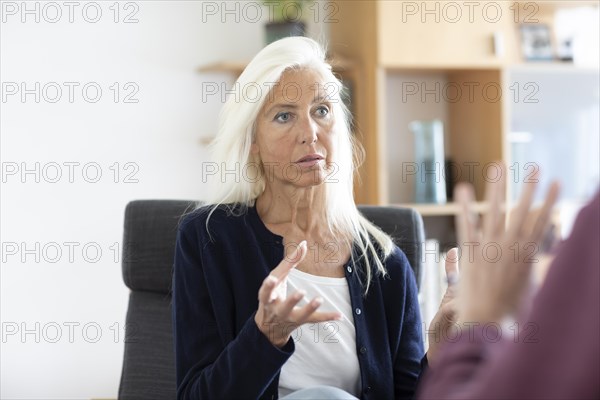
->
254 240 342 348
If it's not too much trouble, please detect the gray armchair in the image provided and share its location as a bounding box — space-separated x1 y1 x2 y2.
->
118 200 425 400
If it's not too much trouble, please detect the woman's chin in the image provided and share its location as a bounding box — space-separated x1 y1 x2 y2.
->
297 174 326 187
288 169 327 187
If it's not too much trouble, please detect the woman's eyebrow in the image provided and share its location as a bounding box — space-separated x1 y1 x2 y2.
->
263 93 331 116
264 103 298 116
312 94 330 103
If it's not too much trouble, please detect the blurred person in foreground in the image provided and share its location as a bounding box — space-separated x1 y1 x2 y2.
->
418 168 599 399
172 37 457 400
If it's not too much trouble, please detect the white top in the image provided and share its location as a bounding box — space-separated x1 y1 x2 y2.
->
277 268 361 398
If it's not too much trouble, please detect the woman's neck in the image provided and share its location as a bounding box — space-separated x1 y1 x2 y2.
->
256 183 351 276
255 184 327 234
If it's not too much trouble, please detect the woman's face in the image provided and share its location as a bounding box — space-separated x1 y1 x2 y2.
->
252 68 338 189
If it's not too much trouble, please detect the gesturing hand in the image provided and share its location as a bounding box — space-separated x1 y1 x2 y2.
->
254 240 342 348
454 165 559 325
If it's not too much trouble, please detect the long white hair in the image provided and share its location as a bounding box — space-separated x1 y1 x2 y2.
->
202 37 394 294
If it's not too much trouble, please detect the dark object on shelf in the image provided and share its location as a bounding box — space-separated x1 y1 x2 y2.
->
557 39 574 62
265 21 305 44
444 159 455 201
520 24 554 61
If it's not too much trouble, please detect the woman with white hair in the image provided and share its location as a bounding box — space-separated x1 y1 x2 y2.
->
172 37 452 400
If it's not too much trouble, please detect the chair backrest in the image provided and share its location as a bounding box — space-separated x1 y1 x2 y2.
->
118 200 424 400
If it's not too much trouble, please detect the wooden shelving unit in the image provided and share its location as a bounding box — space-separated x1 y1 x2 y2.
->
328 0 520 204
328 0 597 202
326 0 598 241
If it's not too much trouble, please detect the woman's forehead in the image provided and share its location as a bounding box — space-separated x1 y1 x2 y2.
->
279 67 324 84
266 68 330 103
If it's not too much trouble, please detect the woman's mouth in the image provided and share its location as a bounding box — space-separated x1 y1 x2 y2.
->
294 154 324 168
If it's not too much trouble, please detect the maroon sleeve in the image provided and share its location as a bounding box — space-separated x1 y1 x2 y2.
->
418 192 600 400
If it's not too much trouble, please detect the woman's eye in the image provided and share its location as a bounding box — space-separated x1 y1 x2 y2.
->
275 112 291 123
315 106 329 117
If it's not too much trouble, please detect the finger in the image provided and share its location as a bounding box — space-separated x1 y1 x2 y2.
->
482 162 506 238
257 275 279 305
431 298 457 326
482 167 498 238
441 298 457 318
530 181 560 244
455 183 477 245
276 289 307 319
496 168 507 236
445 248 459 286
303 311 344 324
292 297 342 324
507 171 538 239
271 240 307 281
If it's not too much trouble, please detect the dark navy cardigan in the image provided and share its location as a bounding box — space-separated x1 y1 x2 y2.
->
172 205 424 400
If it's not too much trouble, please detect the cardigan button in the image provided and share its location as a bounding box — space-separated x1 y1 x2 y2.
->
347 265 353 273
359 346 367 354
364 386 372 394
355 308 362 315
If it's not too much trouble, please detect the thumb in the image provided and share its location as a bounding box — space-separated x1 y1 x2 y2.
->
445 248 459 285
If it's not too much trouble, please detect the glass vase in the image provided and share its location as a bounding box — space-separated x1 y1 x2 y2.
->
409 120 447 204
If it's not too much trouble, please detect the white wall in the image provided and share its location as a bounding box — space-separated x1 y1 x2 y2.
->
0 1 329 398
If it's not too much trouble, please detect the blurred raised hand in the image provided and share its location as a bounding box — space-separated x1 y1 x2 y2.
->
453 164 559 325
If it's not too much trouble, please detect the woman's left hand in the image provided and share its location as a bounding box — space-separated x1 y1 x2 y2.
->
426 248 459 366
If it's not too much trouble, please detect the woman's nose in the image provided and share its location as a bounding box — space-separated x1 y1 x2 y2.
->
298 115 318 144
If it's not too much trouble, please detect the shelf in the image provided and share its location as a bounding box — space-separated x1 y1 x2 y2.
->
507 62 600 74
382 58 595 74
392 202 489 217
518 1 599 14
197 61 248 75
384 63 505 72
197 55 356 76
